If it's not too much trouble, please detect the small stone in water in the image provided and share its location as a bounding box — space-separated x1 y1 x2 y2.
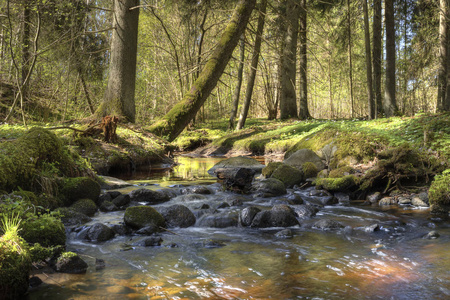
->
425 231 440 239
275 229 293 239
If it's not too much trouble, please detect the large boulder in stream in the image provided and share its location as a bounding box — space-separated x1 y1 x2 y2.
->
158 205 196 228
129 188 170 204
284 149 325 171
252 178 287 197
250 205 299 228
312 219 344 230
207 156 264 175
86 223 115 242
197 212 239 228
239 206 261 227
124 206 165 229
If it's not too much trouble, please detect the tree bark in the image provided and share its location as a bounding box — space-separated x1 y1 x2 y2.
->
384 0 398 117
96 0 140 122
372 0 382 117
363 0 374 119
229 34 245 129
298 0 310 120
440 0 450 112
148 0 256 141
21 2 31 100
279 0 300 119
347 0 354 118
236 0 268 130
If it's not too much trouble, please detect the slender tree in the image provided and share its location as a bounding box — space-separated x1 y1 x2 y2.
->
279 0 300 119
96 0 140 122
148 0 256 141
438 0 448 111
384 0 398 117
372 0 382 117
298 0 310 120
362 0 374 119
237 0 268 130
346 0 354 118
229 34 245 129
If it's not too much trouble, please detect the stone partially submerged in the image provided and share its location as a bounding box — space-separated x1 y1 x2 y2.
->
207 156 264 175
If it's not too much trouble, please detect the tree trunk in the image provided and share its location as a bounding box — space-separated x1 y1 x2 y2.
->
440 0 450 112
236 0 268 130
372 0 382 117
384 0 398 117
96 0 140 122
229 34 245 129
363 0 374 119
279 0 300 119
298 0 310 120
148 0 256 141
21 2 31 100
347 0 354 118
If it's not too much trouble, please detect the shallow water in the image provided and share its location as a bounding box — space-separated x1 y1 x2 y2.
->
27 158 450 300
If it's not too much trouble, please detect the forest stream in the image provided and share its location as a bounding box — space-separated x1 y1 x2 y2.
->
27 157 450 300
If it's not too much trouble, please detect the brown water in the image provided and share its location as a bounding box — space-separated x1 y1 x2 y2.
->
27 157 450 300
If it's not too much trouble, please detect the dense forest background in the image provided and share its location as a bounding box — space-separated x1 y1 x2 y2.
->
0 0 449 131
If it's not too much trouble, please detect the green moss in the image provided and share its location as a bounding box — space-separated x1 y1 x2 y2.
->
302 162 319 178
70 199 97 217
271 164 303 187
328 166 354 178
20 213 66 247
262 162 284 178
124 206 165 229
59 177 101 206
428 169 450 214
29 243 54 262
314 175 358 192
58 251 77 260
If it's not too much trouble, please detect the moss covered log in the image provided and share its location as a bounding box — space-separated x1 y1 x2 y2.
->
148 0 256 141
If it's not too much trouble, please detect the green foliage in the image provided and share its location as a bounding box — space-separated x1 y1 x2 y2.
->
59 177 101 206
429 169 450 208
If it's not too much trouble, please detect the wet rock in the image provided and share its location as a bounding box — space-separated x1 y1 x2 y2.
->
367 192 382 204
252 178 287 197
398 197 411 205
419 191 429 204
97 193 112 206
99 201 119 212
378 197 397 206
95 258 106 270
173 194 208 202
181 185 211 195
199 203 210 209
107 191 122 199
129 188 170 204
215 167 256 192
411 196 429 207
270 164 303 188
309 189 331 197
251 205 299 228
208 156 264 175
112 194 131 208
424 231 440 239
275 229 293 239
70 198 97 217
158 205 196 228
292 204 319 219
142 236 163 247
124 206 165 229
285 193 304 205
86 223 115 242
239 206 261 227
284 149 325 171
198 213 238 228
203 240 226 248
226 195 245 206
312 219 344 230
365 224 380 232
55 253 88 274
56 207 92 226
334 192 350 205
136 225 159 235
217 202 230 209
110 224 132 236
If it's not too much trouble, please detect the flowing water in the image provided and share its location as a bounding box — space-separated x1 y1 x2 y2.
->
28 157 450 300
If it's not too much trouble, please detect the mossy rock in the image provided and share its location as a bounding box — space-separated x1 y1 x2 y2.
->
284 149 325 171
302 162 319 178
0 232 31 299
328 166 354 178
124 206 165 229
314 175 358 192
428 169 450 215
262 162 284 178
270 164 303 187
70 199 97 217
0 127 91 194
251 178 287 197
20 214 66 247
55 207 91 226
208 156 264 175
60 177 101 206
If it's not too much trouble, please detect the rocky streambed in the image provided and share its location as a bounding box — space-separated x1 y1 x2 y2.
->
27 156 450 300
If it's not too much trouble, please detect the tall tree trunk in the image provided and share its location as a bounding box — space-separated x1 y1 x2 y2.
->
279 0 300 119
347 0 354 118
229 34 245 129
236 0 268 130
439 0 449 112
384 0 398 117
363 0 374 119
148 0 256 141
298 0 310 120
372 0 382 117
96 0 140 122
21 2 31 100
